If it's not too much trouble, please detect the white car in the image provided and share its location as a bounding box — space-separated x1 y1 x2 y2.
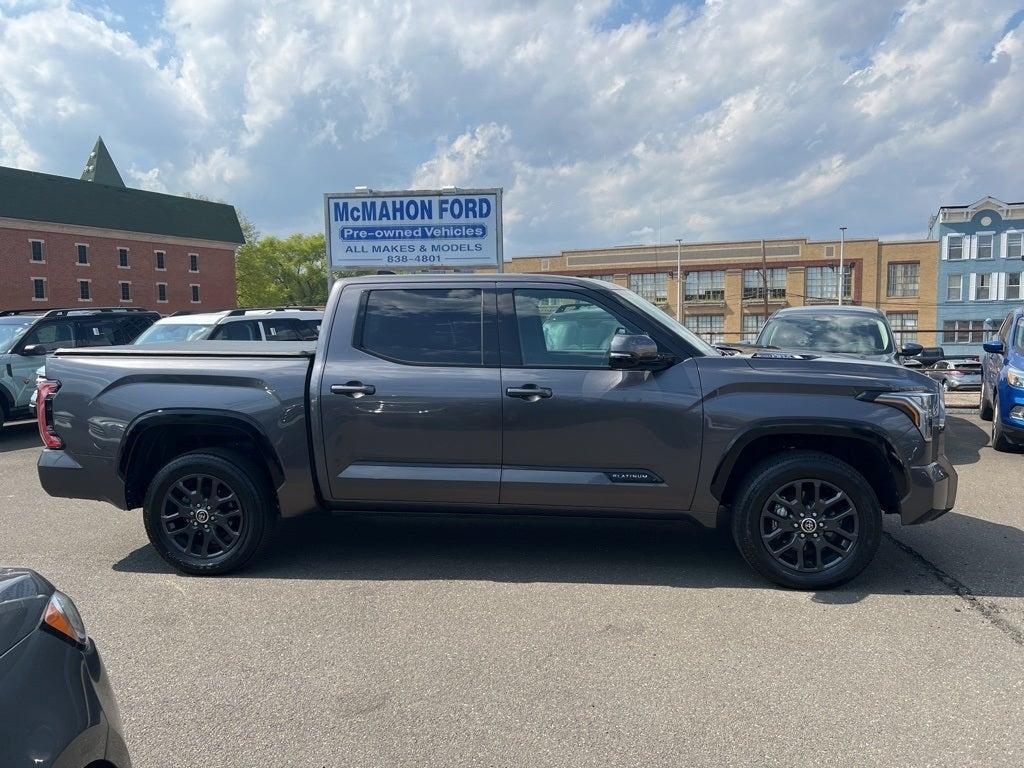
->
133 307 322 344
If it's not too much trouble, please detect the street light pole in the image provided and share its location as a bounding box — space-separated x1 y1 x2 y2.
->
675 238 684 322
838 226 847 306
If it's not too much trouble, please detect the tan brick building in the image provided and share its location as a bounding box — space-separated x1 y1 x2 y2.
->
0 138 244 314
506 236 939 346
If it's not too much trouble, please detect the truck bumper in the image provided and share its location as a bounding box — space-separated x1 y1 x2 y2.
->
899 455 957 525
37 449 129 509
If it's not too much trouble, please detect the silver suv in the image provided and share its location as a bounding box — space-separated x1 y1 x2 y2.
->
133 307 323 344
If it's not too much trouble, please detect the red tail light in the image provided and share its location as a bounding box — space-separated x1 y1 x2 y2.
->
36 379 63 449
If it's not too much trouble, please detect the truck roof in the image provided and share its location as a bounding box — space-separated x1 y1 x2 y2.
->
338 273 610 287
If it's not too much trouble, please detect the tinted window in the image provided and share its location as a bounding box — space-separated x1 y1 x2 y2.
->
299 319 321 340
360 289 482 365
514 289 638 368
211 321 259 341
76 319 125 347
21 322 74 352
261 319 303 341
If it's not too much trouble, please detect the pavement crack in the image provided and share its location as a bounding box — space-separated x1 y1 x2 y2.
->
884 531 1024 648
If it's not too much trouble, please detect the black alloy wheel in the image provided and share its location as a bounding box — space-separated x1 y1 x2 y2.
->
759 479 858 573
160 474 244 560
143 450 276 575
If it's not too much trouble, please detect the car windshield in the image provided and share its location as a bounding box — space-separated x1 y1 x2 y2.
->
0 317 36 354
1015 321 1024 352
612 287 720 356
133 323 214 344
757 313 893 355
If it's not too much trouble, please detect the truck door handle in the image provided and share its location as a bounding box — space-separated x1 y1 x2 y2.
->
331 382 376 397
506 384 552 401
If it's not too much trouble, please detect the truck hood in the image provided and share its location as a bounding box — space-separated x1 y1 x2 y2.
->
704 350 936 394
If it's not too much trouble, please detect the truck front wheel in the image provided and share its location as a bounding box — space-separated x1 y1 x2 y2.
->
142 450 276 576
730 451 882 590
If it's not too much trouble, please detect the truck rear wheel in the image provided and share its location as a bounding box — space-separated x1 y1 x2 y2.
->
730 450 882 590
142 450 276 575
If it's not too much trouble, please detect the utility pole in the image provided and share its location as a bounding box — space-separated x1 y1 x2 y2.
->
838 226 847 306
675 239 684 321
761 238 769 323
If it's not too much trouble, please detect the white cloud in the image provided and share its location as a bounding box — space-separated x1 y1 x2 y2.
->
1 0 1022 254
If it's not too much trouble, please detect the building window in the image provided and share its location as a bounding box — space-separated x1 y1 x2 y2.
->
1007 273 1021 301
31 278 46 300
805 265 852 300
742 268 786 301
684 315 725 344
155 251 166 270
189 253 199 272
157 283 168 303
977 234 993 260
887 263 919 297
742 314 765 343
1008 233 1023 260
947 235 963 260
76 244 89 265
943 320 988 344
78 280 91 301
888 312 918 345
30 240 44 262
190 284 201 303
628 273 668 303
118 247 129 268
975 273 992 301
684 270 725 303
947 274 962 301
119 282 132 302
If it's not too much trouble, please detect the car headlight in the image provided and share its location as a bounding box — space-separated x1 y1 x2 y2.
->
868 390 944 442
1007 367 1024 389
41 590 88 648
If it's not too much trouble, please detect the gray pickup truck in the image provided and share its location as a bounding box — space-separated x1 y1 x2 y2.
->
36 274 957 589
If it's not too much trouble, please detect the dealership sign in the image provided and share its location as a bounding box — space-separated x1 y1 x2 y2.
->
324 188 502 270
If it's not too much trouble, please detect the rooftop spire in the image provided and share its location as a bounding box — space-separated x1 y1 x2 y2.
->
80 136 125 187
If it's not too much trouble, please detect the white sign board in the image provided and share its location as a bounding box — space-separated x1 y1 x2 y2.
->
324 188 502 271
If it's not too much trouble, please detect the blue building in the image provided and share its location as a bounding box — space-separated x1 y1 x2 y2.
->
930 196 1024 355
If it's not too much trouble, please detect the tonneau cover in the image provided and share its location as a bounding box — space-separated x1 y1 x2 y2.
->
51 341 316 358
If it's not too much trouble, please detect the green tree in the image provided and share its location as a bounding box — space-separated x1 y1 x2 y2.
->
236 233 329 307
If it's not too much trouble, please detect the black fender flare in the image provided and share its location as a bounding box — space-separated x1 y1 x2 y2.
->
709 418 907 502
117 408 285 489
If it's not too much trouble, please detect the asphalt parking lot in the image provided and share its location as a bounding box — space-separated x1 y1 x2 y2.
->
1 413 1022 768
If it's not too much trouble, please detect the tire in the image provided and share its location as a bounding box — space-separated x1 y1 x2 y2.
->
730 450 882 590
991 395 1015 452
980 382 994 421
142 450 277 575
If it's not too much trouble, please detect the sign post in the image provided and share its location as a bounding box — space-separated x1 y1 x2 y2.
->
324 187 503 293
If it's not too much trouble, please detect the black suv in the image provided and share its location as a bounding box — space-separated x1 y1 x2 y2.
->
0 307 158 428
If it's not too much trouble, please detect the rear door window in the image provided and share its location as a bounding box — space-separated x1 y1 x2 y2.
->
358 289 483 366
75 319 125 347
261 319 304 341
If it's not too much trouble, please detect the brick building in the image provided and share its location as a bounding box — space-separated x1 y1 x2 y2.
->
506 236 939 345
0 138 244 314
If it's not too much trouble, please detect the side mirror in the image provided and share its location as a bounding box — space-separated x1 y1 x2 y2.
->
901 342 923 357
983 339 1004 354
609 334 659 369
21 344 47 356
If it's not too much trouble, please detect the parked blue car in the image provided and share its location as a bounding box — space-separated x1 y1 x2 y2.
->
980 306 1024 451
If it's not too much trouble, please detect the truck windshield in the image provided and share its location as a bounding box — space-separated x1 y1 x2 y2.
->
134 323 214 344
757 314 893 355
0 317 36 354
611 287 719 356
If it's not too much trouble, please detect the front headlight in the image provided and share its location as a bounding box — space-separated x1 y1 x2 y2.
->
1006 367 1024 389
869 390 944 442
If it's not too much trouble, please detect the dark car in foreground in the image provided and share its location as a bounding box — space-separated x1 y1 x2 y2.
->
36 274 955 590
754 305 922 364
0 568 130 768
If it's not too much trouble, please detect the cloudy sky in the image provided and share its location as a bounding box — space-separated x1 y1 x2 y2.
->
1 0 1023 256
